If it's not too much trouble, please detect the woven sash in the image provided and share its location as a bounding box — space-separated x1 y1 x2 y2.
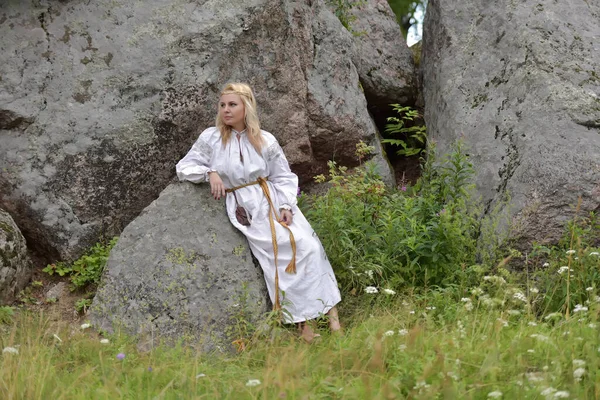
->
226 177 297 311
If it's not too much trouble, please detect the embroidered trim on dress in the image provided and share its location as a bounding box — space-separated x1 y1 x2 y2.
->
193 139 213 158
266 142 283 162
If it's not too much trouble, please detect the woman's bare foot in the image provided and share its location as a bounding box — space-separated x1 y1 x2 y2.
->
297 322 320 343
327 306 342 333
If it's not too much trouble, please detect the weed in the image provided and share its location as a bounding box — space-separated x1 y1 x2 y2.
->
43 237 118 290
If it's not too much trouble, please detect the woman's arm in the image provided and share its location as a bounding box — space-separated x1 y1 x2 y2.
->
265 140 299 212
176 128 217 183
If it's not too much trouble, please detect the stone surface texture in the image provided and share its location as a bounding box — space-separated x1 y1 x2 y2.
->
90 182 269 352
0 209 33 304
422 0 600 245
350 0 416 113
0 0 408 262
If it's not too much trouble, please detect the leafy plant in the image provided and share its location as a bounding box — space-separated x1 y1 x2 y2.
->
302 140 480 292
43 237 118 290
75 298 93 314
0 306 14 324
382 104 427 156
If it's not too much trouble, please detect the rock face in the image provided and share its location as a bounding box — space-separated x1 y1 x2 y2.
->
350 0 417 118
0 209 33 304
0 0 407 262
90 182 269 352
422 0 600 245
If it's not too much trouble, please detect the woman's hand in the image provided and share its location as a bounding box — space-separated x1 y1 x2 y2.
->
280 209 293 225
209 172 226 200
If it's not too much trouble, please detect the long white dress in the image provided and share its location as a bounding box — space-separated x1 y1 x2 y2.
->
176 127 341 323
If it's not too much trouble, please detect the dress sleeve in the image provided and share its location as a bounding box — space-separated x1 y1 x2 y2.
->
266 141 299 208
175 132 216 183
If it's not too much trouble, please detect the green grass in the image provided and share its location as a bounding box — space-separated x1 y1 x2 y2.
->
1 287 599 399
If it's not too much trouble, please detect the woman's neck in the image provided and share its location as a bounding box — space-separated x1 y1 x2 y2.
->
231 124 246 133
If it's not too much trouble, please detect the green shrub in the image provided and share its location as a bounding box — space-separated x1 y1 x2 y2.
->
382 104 427 156
301 141 480 293
43 237 118 290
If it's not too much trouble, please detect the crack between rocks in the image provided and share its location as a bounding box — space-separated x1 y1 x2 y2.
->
37 3 52 112
495 127 520 196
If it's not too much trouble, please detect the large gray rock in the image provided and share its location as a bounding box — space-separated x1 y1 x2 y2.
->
350 0 416 109
0 0 396 262
90 183 269 352
0 209 33 304
422 0 600 245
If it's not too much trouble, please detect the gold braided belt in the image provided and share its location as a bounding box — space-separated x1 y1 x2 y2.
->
226 177 297 311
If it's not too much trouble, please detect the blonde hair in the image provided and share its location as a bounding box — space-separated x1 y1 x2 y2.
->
216 83 264 154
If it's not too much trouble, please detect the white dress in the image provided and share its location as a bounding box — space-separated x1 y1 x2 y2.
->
176 127 341 323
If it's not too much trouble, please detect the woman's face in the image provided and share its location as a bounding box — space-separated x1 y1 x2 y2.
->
219 94 246 131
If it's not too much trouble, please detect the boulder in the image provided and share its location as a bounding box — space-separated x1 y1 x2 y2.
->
0 209 33 304
0 0 396 262
350 0 417 114
422 0 600 245
90 182 269 352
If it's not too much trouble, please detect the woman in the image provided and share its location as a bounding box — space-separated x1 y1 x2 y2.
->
176 83 341 342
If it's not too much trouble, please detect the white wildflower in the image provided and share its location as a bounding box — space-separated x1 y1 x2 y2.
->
483 276 506 284
573 367 585 381
364 286 378 294
544 312 562 320
572 359 586 367
566 250 576 255
508 309 521 315
543 262 550 267
365 270 374 279
595 296 600 303
586 287 594 292
530 334 550 342
471 288 484 296
382 288 396 295
398 344 407 351
2 347 18 355
461 297 473 311
557 266 572 274
530 287 539 294
527 349 535 353
527 372 544 383
513 292 527 302
553 391 569 398
589 252 599 256
409 310 415 314
528 321 538 326
497 318 508 327
573 304 588 313
100 339 110 344
487 391 503 398
383 330 394 337
540 387 557 396
398 329 408 336
588 323 597 329
413 381 430 390
80 323 91 330
446 371 459 381
246 379 261 387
